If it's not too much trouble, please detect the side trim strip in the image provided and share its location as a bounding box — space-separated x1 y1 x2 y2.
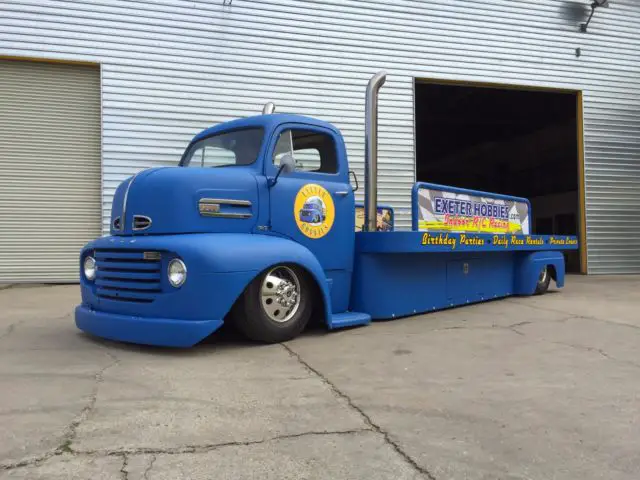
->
200 198 252 207
121 169 147 231
201 212 253 219
198 198 253 219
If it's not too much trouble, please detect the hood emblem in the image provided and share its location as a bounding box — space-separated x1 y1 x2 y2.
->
133 215 152 231
199 202 221 215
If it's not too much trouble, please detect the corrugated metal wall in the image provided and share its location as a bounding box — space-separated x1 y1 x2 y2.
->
1 0 639 273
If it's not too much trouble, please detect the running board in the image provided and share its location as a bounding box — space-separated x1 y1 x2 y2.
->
328 311 371 330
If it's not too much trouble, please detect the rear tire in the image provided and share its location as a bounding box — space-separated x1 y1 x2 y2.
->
233 265 312 343
534 266 551 295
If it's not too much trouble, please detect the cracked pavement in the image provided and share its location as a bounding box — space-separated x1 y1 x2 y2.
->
1 276 639 479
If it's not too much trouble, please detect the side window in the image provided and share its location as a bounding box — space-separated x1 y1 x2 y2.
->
272 129 337 174
273 130 294 167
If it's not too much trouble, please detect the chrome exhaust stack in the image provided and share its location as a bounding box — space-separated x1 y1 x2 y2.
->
262 102 276 115
364 71 387 232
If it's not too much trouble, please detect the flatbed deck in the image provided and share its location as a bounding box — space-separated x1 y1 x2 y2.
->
352 231 578 320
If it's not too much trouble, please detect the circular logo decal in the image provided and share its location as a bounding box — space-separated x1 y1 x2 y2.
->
294 184 335 239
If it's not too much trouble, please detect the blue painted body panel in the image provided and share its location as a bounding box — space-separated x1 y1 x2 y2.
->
351 251 513 319
76 233 336 346
110 167 260 236
75 112 580 347
514 251 566 294
352 232 575 319
75 306 223 348
264 121 354 313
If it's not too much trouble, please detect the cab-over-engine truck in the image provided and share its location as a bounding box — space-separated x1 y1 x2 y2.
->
76 72 579 347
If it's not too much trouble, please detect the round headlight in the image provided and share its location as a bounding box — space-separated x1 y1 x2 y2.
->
168 259 187 287
84 256 97 281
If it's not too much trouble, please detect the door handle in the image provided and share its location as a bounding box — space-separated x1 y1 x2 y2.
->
335 190 349 197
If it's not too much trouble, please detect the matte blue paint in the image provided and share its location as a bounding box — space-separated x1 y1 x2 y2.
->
265 121 355 311
514 251 566 295
324 269 352 314
351 252 518 319
76 305 223 348
77 232 336 346
329 311 372 329
76 112 580 347
111 167 260 236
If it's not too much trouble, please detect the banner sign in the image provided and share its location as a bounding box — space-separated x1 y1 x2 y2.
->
355 206 394 232
415 186 530 235
419 232 577 250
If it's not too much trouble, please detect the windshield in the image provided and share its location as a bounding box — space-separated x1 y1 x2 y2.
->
181 128 264 168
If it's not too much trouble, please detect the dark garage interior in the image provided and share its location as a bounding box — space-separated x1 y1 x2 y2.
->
414 81 582 273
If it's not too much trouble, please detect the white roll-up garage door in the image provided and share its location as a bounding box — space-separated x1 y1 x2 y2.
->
0 59 101 283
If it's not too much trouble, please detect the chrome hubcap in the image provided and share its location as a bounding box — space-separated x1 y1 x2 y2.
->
261 266 301 323
539 266 548 284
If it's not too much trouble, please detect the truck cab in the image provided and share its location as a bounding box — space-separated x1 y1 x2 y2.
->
77 113 360 346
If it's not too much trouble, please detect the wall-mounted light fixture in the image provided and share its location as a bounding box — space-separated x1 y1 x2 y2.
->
580 0 610 32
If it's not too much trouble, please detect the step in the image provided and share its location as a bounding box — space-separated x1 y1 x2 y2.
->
328 311 371 330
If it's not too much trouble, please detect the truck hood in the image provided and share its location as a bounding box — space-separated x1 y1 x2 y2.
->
110 167 259 235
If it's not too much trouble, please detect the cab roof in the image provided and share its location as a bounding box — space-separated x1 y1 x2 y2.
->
191 113 340 143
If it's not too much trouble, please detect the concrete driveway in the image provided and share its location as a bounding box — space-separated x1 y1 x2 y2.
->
1 276 639 479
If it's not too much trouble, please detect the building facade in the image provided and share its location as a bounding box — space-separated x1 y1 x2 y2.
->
1 0 639 281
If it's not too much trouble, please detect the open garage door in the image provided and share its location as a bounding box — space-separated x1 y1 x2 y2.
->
415 80 585 273
0 59 101 282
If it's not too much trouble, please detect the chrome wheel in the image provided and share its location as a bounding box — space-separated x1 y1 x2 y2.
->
260 266 301 323
538 266 548 284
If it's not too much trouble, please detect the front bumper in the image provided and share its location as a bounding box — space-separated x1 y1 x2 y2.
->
75 305 224 347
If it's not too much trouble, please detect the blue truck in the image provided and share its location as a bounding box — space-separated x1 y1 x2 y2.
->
75 72 578 347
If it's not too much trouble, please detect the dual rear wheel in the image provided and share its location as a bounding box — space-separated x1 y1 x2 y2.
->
232 265 313 343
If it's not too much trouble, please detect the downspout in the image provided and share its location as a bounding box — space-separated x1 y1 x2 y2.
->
364 71 387 232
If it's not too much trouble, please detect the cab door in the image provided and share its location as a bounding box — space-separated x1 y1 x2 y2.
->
265 124 354 312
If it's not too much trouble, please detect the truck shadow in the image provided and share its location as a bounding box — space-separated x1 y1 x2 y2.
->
79 321 331 357
200 321 331 349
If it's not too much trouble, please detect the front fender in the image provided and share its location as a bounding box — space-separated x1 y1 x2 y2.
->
514 251 566 295
197 233 333 325
82 233 333 326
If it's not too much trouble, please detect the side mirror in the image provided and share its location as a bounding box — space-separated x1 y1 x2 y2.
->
268 154 295 187
280 154 295 174
349 170 359 192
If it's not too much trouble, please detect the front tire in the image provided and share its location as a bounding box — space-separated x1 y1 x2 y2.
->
233 265 312 343
534 266 551 295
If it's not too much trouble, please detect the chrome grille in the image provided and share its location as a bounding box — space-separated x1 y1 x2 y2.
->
133 215 152 231
94 250 162 303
